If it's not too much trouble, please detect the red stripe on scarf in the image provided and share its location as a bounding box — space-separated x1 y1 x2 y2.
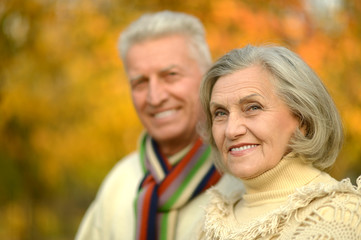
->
202 170 221 191
141 175 153 188
157 139 203 195
139 183 156 240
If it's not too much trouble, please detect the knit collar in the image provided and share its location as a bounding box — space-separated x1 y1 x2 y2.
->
241 153 322 205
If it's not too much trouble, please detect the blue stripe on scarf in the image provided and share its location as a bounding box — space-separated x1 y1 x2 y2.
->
147 184 158 239
191 165 218 199
151 138 169 174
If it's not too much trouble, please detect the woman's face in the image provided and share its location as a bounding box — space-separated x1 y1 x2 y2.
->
210 65 300 179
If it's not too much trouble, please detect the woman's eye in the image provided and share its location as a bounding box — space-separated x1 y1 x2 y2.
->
214 110 227 118
246 104 262 112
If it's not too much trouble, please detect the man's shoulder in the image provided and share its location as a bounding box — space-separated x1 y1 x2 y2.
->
75 152 143 240
106 151 142 178
95 151 143 197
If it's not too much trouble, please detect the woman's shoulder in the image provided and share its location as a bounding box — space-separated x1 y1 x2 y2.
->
286 175 360 209
320 176 361 208
201 176 361 240
290 175 361 221
283 176 361 239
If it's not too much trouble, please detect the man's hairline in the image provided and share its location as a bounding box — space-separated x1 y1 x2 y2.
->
123 34 207 80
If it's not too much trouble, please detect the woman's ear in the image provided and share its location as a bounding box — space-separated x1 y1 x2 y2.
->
296 114 308 137
299 120 308 137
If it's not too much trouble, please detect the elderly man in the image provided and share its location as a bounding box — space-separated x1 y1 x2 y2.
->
75 10 242 240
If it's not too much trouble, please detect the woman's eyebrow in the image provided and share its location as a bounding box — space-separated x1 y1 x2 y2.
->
210 93 264 108
238 93 264 104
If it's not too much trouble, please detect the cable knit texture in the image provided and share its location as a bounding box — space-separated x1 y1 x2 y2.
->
199 155 361 240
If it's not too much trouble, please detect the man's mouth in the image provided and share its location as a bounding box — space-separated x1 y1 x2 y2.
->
154 109 177 119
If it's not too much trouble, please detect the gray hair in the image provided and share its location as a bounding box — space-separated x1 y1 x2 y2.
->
118 10 212 72
200 44 343 171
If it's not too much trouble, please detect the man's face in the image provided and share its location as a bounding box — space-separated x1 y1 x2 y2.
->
125 35 204 155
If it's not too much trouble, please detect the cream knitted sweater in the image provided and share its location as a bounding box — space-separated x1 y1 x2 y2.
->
200 155 361 239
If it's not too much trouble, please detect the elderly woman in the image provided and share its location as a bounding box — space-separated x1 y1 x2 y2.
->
198 45 361 239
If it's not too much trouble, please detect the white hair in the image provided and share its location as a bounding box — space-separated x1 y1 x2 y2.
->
118 10 212 72
200 44 344 172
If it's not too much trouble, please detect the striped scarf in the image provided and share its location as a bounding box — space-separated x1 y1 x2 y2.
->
135 133 221 240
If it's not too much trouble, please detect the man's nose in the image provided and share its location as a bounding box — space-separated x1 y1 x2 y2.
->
146 77 168 106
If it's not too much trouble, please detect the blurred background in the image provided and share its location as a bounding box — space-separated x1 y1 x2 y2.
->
1 0 360 239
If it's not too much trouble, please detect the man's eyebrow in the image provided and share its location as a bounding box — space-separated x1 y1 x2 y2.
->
129 65 179 82
129 75 145 82
159 64 178 74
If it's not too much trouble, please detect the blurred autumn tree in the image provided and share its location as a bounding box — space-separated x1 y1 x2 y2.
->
0 0 360 239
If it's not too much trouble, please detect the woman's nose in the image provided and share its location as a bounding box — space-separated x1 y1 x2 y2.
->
225 113 247 140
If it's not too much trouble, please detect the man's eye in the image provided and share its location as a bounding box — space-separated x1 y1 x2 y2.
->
131 79 147 90
163 71 180 82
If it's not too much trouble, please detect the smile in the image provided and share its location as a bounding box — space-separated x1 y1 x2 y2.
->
154 109 177 119
230 145 258 152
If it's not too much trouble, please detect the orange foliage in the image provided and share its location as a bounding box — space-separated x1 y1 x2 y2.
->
1 0 361 239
